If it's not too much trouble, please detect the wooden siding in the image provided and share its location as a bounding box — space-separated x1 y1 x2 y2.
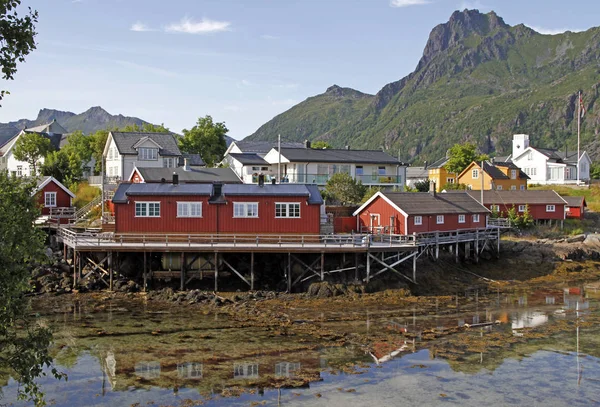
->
566 206 583 220
114 194 321 234
458 163 527 191
36 180 72 216
486 203 565 220
130 169 143 183
428 167 456 192
357 196 404 234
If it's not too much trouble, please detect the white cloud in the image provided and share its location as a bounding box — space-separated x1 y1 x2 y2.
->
390 0 430 7
130 22 153 32
165 17 231 34
527 25 584 35
260 34 278 40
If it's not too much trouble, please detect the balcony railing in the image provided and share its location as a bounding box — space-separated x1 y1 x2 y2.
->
267 173 403 185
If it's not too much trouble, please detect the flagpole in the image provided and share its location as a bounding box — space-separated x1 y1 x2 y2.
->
577 91 581 185
278 134 281 184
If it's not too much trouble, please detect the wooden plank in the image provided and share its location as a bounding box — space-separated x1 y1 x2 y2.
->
222 258 250 286
250 252 255 291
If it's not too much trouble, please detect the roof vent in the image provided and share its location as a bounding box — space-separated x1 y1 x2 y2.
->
271 178 276 185
258 174 265 187
213 183 223 197
173 173 179 185
304 140 311 149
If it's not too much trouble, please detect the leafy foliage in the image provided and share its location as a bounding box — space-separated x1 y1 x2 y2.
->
119 123 170 133
445 143 489 175
324 173 366 205
311 141 332 149
0 173 65 405
506 205 534 229
12 132 53 174
179 116 228 167
591 162 600 180
361 186 384 203
0 1 38 104
413 179 430 192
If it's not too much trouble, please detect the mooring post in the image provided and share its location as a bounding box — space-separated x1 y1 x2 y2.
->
180 252 185 291
108 251 113 291
214 252 219 292
143 251 147 292
250 252 255 291
287 252 292 293
320 252 325 281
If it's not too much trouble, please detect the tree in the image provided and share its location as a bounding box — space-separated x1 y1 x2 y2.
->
311 141 331 149
324 173 366 205
13 132 53 174
413 179 430 192
120 123 170 133
0 1 38 104
89 130 109 175
361 186 383 203
445 143 489 175
179 116 227 167
0 173 65 405
41 150 82 186
61 130 92 165
591 162 600 179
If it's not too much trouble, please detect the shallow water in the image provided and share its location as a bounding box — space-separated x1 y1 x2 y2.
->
2 282 600 406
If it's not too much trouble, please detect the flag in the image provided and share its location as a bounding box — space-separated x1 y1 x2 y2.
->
580 94 586 118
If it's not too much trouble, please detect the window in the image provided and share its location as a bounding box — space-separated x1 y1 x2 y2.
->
275 203 300 218
473 214 480 223
491 205 500 212
378 166 386 175
356 166 364 176
163 157 175 168
511 169 517 179
414 216 422 225
234 363 259 378
16 165 22 176
497 185 503 190
29 164 35 175
138 147 158 160
467 184 472 190
135 202 160 217
233 202 258 218
177 362 202 379
520 185 526 190
472 169 479 179
546 205 555 212
177 202 202 217
550 167 561 180
44 192 56 207
510 185 517 190
458 214 466 223
446 177 455 184
518 205 526 212
527 152 533 160
436 215 444 224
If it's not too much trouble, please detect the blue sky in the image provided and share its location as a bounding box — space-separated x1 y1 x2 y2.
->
1 0 599 139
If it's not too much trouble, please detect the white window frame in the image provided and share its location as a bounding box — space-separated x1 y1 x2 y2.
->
177 202 202 218
414 215 422 226
546 205 555 212
520 185 526 191
491 205 500 212
16 165 22 176
233 202 259 218
135 201 161 217
510 185 517 190
436 215 444 224
518 205 526 212
163 157 175 168
44 192 57 207
473 214 480 223
138 147 158 161
458 214 466 223
497 185 503 190
446 177 455 184
472 169 479 179
510 169 517 179
275 202 300 218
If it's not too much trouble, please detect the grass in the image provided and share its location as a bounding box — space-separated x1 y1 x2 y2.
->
72 182 101 209
529 184 600 211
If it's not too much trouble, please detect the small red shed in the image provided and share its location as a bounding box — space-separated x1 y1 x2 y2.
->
563 196 586 220
33 176 75 224
465 190 567 221
353 191 489 235
111 181 324 235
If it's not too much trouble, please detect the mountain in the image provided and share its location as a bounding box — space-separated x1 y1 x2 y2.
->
0 106 150 145
246 9 600 162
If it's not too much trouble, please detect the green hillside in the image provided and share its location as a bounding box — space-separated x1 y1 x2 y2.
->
246 10 600 162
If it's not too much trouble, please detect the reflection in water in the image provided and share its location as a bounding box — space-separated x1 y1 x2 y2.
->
135 361 161 379
178 362 203 379
274 362 300 378
233 362 259 379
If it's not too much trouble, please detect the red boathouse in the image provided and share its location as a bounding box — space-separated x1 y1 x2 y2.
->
464 190 567 221
33 176 75 223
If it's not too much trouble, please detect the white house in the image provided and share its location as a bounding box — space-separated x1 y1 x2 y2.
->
510 134 591 185
103 131 188 182
0 120 65 177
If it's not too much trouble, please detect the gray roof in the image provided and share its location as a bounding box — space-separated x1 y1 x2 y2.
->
110 132 181 156
112 182 213 203
279 148 404 165
228 153 269 165
179 153 205 166
235 141 305 153
380 192 488 215
494 155 511 162
563 196 586 207
222 184 323 204
428 157 450 169
464 190 567 205
533 148 580 164
135 167 242 183
407 166 428 179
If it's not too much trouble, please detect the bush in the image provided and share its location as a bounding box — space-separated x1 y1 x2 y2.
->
72 182 101 209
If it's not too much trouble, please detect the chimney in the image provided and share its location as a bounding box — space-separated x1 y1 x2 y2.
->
183 158 190 171
213 183 223 197
345 145 350 150
271 178 276 185
304 139 311 149
258 174 265 187
172 172 179 185
424 160 428 170
429 180 436 197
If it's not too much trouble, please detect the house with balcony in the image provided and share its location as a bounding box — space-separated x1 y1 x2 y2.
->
457 160 529 191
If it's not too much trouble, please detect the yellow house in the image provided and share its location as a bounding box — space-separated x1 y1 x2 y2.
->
457 161 529 191
427 157 457 192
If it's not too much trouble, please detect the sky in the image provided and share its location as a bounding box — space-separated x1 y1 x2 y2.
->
1 0 599 140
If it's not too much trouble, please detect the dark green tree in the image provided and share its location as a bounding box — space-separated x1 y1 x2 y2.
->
445 143 489 175
61 130 92 165
311 141 332 149
13 132 53 174
120 123 170 133
0 173 65 405
590 162 600 179
413 179 430 192
324 173 366 205
0 1 38 104
179 116 227 167
41 150 82 186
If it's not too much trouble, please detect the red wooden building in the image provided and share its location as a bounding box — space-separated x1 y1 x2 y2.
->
33 176 75 224
563 196 586 220
465 190 567 221
111 180 324 235
353 191 489 235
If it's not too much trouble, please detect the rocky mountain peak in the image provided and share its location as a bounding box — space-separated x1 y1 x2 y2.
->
324 84 370 99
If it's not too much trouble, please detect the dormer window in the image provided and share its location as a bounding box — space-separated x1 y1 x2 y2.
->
139 147 158 160
527 152 533 160
511 169 517 179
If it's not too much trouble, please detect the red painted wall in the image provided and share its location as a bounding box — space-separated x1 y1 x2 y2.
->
486 203 565 220
334 217 356 233
114 194 321 235
357 196 403 234
566 206 583 220
36 181 72 216
130 170 143 183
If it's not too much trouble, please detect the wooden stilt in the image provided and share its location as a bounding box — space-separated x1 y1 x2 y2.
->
180 252 185 291
108 251 113 291
475 229 479 263
496 227 501 259
214 252 219 292
250 252 255 291
435 231 440 260
287 252 292 293
455 233 459 264
143 251 147 292
413 249 417 283
354 253 359 282
73 251 78 288
320 252 325 281
366 251 371 283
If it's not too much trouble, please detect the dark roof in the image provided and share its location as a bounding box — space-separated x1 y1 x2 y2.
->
530 148 580 164
110 132 181 156
407 167 428 179
221 184 323 204
376 192 488 215
493 155 511 162
112 182 213 203
23 131 62 150
428 157 449 169
278 148 404 165
464 190 567 205
135 167 242 183
228 153 269 165
563 196 586 208
179 154 205 166
234 141 305 153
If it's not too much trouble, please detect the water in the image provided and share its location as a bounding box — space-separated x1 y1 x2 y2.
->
2 282 600 406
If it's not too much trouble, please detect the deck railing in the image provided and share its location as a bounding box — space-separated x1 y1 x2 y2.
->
49 207 76 218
